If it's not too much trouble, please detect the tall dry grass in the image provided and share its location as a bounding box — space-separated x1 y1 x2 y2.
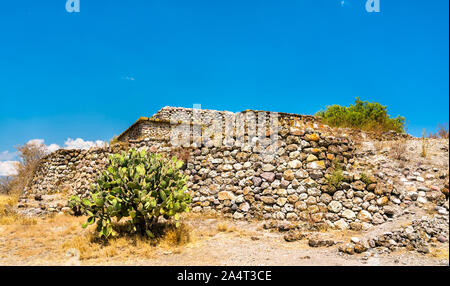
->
0 194 37 225
421 129 429 158
61 220 191 261
428 123 449 139
390 139 408 161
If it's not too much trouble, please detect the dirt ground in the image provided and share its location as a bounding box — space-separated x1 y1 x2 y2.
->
0 211 448 266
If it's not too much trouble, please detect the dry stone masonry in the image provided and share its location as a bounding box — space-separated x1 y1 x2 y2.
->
18 107 449 235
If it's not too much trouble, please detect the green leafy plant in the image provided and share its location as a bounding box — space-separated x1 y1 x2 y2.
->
68 149 191 239
315 98 405 133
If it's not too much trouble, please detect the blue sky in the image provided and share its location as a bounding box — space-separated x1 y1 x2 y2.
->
0 0 448 173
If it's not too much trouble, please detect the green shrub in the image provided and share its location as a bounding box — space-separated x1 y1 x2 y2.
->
360 172 374 185
68 149 192 239
315 98 405 133
326 161 345 188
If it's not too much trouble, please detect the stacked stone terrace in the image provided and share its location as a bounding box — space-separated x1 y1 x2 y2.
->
117 107 322 142
18 106 422 231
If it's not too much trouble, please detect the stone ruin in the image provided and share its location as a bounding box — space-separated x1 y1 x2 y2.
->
17 106 446 234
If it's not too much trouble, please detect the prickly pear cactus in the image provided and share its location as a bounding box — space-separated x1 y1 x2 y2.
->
68 148 191 238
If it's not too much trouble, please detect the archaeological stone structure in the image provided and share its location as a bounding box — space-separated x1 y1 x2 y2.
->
18 106 447 232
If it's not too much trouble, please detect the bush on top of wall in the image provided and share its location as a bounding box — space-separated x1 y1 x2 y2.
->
315 98 405 133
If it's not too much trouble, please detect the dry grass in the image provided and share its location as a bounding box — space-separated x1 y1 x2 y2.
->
422 202 439 215
421 129 429 158
0 194 18 210
0 214 37 225
0 194 197 265
374 141 385 154
390 139 408 161
428 123 449 139
0 194 37 225
61 232 158 260
429 247 449 260
161 223 191 246
217 222 237 232
60 219 193 261
1 207 446 265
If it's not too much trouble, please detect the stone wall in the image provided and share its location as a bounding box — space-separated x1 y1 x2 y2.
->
118 119 172 142
120 107 324 143
120 106 412 145
19 107 416 230
22 148 112 199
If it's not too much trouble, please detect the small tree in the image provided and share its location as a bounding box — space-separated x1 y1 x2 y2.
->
0 176 13 195
16 142 47 169
68 149 192 239
4 141 47 196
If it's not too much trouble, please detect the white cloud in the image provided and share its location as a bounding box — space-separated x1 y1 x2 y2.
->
25 138 106 152
0 138 105 170
0 161 18 176
0 151 16 161
47 144 61 153
26 139 45 146
64 138 106 150
25 139 61 155
124 76 135 81
0 138 106 176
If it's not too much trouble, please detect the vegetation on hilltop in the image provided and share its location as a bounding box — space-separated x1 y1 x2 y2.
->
315 98 406 133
